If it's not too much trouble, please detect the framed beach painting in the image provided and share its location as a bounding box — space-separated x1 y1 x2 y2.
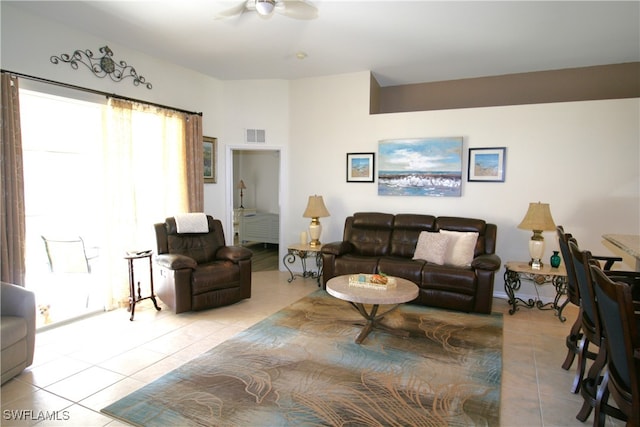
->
468 147 506 182
346 152 375 182
378 137 463 197
203 136 217 183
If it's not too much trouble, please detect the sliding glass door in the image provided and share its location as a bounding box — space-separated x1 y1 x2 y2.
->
20 89 106 327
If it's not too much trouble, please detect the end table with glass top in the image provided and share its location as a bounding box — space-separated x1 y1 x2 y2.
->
503 261 568 322
283 243 323 285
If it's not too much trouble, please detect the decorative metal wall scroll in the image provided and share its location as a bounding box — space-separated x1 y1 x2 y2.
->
50 46 152 89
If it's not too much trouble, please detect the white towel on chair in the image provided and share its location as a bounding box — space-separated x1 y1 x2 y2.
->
175 213 209 233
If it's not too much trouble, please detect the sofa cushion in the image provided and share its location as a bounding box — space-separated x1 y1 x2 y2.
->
334 254 379 276
439 230 479 267
413 288 475 313
413 232 450 265
378 256 424 284
347 213 394 256
422 264 477 295
192 261 240 295
390 214 436 257
436 217 487 256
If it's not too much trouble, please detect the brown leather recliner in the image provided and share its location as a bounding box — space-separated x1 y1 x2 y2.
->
153 215 252 314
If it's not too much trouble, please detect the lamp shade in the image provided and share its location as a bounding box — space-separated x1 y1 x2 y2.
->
303 195 330 218
238 180 246 190
255 0 275 16
517 202 556 232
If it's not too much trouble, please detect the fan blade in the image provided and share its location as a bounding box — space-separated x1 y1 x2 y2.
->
277 0 318 20
214 1 250 19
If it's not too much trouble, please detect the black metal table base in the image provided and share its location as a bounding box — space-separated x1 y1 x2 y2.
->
504 268 569 322
283 249 322 286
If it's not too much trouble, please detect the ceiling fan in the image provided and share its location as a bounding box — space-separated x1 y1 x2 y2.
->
214 0 318 20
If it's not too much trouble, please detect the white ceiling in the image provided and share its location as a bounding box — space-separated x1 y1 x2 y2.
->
8 1 640 87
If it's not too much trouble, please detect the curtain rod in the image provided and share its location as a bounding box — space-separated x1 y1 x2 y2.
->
1 69 202 116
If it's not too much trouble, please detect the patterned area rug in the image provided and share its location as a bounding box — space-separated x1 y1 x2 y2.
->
102 290 502 426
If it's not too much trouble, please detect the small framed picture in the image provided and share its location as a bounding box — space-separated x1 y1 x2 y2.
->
203 136 217 183
346 152 375 183
468 147 506 182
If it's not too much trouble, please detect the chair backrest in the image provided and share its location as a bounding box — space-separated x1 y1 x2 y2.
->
590 265 640 418
557 226 580 305
154 215 226 264
41 236 90 273
568 239 602 339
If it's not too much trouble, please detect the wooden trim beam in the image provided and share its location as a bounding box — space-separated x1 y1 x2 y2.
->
372 62 640 114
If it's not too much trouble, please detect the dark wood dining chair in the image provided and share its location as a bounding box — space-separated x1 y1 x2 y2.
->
557 226 621 393
590 265 640 427
570 239 640 422
558 228 585 393
569 239 606 421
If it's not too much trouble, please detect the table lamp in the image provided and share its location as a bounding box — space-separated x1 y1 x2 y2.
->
517 202 556 269
238 180 246 209
303 195 330 247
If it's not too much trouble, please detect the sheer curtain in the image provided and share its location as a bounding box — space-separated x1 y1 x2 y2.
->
101 98 203 309
0 73 26 286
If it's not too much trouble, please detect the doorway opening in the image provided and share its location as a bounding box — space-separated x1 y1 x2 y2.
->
228 147 282 272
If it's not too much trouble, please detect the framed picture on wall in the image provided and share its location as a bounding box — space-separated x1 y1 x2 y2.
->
203 136 217 183
378 137 463 196
346 152 375 182
468 147 506 182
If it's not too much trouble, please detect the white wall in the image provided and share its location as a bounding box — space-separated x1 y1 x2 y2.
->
289 72 640 298
4 3 639 301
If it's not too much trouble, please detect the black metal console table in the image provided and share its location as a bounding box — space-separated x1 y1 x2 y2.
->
504 261 568 322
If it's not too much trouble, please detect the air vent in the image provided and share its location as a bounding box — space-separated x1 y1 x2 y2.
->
245 129 266 144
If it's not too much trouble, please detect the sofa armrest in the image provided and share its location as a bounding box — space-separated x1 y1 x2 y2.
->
471 254 502 271
321 241 354 256
217 246 253 263
1 282 35 321
155 254 197 270
1 282 36 368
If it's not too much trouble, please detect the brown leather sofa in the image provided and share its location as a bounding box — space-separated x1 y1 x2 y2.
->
321 212 501 314
154 215 252 314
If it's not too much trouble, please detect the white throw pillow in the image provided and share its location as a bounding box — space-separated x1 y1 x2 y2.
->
413 231 450 265
439 229 479 267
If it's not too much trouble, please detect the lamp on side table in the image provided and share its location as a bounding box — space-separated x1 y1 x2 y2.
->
518 202 556 269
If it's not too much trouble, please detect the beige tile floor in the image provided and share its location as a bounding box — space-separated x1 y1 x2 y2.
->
0 271 625 426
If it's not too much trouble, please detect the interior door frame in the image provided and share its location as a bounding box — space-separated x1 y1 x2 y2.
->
225 144 286 264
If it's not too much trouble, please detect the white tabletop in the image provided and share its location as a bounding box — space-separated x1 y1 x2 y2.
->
326 275 419 305
602 234 640 259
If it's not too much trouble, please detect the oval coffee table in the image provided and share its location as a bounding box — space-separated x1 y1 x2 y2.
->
326 275 419 344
